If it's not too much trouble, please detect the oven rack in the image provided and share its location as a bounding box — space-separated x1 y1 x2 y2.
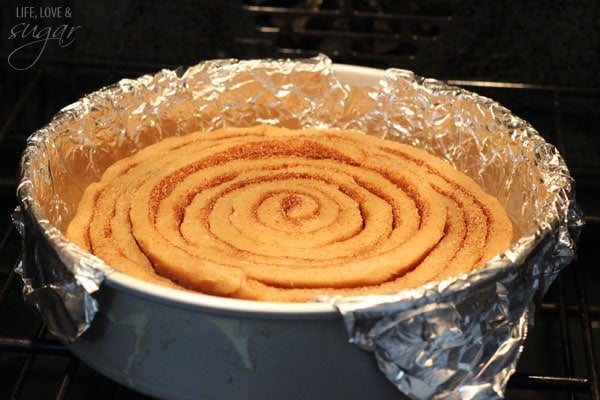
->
237 0 452 70
1 63 599 399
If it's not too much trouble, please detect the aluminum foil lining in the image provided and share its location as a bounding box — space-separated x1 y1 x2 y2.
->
15 54 583 399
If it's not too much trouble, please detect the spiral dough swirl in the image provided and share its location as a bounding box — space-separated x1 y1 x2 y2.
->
67 125 513 302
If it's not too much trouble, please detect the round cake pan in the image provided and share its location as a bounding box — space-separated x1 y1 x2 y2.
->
15 57 581 399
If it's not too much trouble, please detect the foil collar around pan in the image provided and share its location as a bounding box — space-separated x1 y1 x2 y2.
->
15 54 584 399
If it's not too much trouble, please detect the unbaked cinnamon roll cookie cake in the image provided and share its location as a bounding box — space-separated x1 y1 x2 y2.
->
66 125 513 302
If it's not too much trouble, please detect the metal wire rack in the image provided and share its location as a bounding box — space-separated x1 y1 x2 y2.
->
1 1 599 399
237 0 452 68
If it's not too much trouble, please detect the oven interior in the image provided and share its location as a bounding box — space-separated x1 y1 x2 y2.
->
1 0 599 399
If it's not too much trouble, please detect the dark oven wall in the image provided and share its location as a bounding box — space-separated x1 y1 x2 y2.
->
2 0 599 86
